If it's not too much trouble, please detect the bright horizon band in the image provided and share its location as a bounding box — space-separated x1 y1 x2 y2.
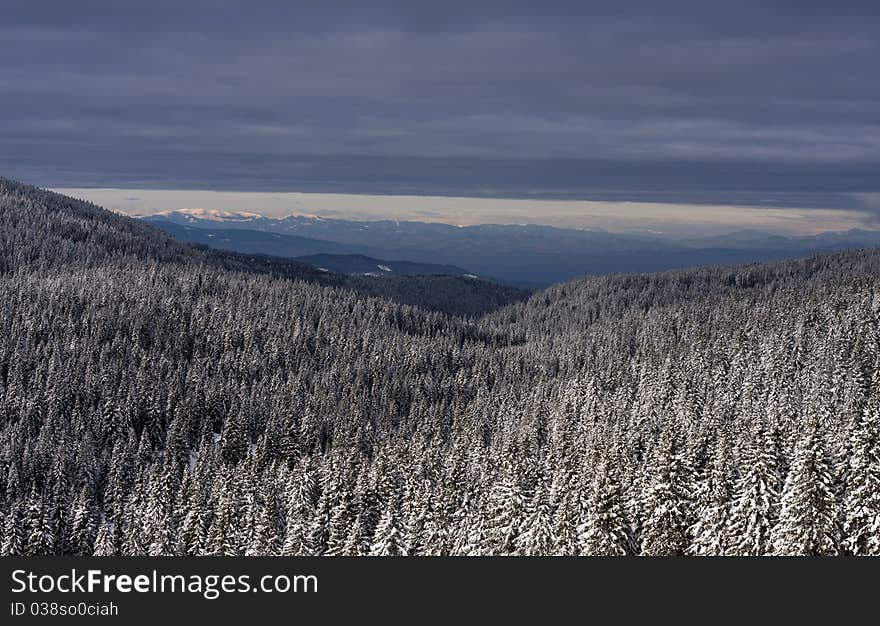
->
53 187 878 237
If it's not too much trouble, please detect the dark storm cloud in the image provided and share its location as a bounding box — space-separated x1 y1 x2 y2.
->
1 1 878 202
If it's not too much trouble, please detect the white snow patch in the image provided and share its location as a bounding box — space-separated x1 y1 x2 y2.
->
154 208 262 221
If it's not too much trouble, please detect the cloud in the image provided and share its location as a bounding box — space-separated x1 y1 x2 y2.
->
1 1 878 203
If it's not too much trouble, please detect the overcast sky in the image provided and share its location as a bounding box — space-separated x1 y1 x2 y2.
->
2 1 879 215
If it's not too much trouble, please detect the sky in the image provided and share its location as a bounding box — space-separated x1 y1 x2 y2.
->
54 188 876 237
3 1 880 230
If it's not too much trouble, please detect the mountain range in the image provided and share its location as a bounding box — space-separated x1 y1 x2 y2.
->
144 210 880 287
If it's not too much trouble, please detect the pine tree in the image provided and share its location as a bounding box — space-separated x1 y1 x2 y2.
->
25 490 56 556
451 493 488 556
640 437 695 556
842 407 880 555
281 481 306 556
70 488 98 557
772 422 840 556
93 521 116 556
247 494 281 556
220 411 249 465
121 474 149 556
516 478 556 556
370 501 405 556
178 508 203 556
551 478 581 556
325 497 353 556
485 457 525 555
725 426 779 556
305 487 331 557
1 503 25 556
689 437 733 556
341 512 369 556
146 473 176 556
206 487 240 556
580 459 635 556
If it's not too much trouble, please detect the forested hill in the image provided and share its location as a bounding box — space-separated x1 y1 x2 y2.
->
0 178 192 271
1 176 879 557
0 179 528 316
488 247 880 340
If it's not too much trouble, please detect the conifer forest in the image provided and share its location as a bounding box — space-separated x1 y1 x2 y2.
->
1 178 879 557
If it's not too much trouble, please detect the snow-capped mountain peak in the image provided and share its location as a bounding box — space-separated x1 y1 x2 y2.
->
152 208 263 222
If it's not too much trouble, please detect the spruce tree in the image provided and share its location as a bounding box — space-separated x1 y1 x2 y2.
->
485 457 525 555
689 437 733 556
1 503 25 556
640 437 695 556
579 459 635 556
725 425 780 556
772 422 840 556
93 521 116 556
516 479 556 556
70 488 98 557
25 490 56 556
370 501 405 556
842 407 880 555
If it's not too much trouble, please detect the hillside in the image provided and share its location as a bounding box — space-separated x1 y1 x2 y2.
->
0 179 527 316
294 254 474 278
1 179 879 557
146 219 367 258
145 220 480 278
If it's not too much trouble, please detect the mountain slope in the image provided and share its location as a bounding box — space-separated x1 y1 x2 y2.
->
295 253 474 277
146 220 479 277
678 228 880 251
146 219 368 257
0 179 527 316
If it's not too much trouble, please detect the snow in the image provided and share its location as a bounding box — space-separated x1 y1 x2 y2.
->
153 208 262 221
